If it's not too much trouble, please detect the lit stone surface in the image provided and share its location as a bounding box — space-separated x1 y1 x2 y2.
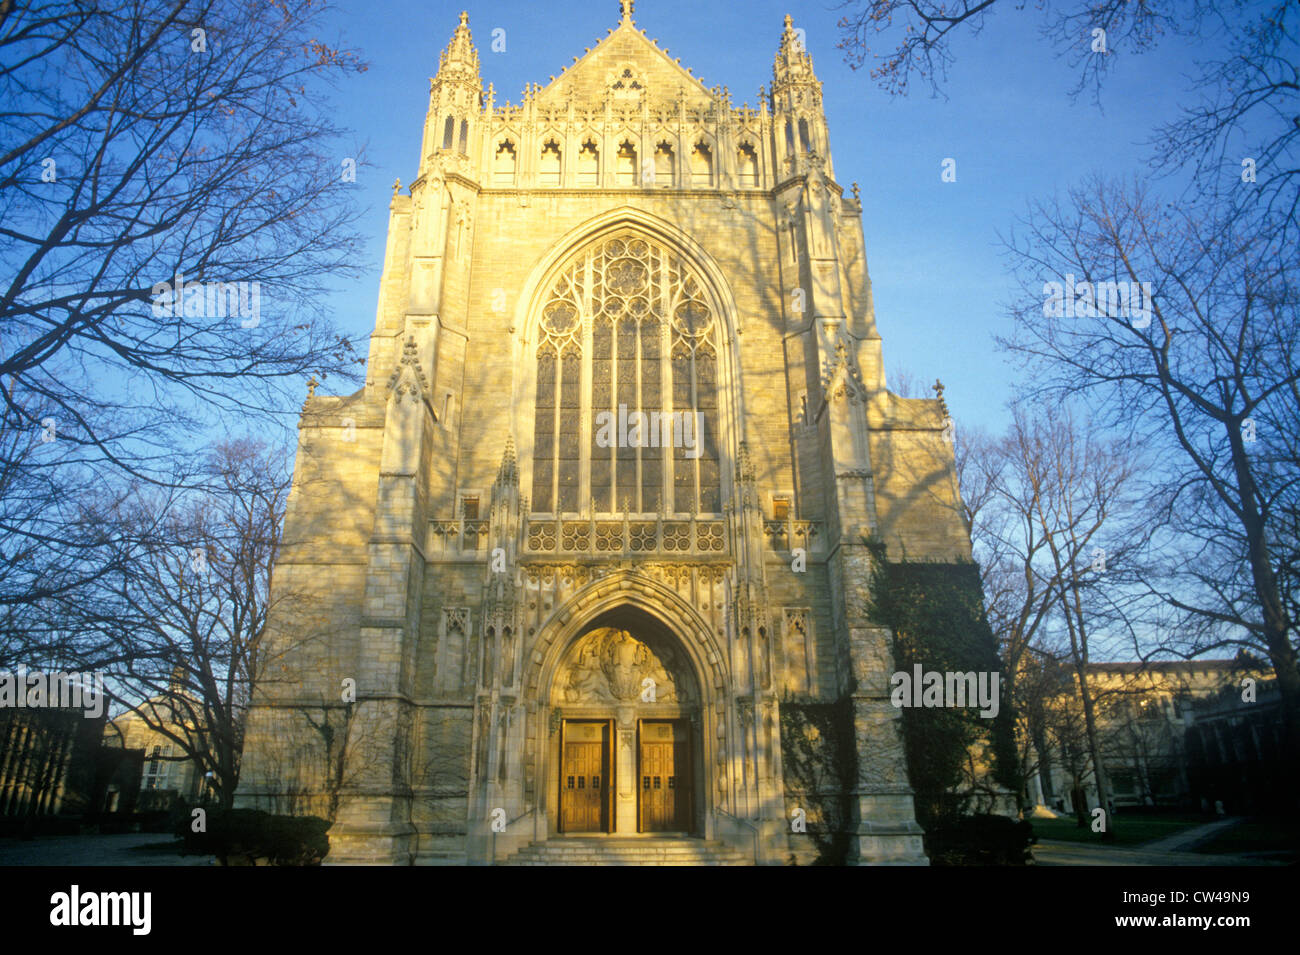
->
235 5 972 865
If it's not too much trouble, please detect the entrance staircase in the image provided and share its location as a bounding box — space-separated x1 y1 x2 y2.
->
502 836 754 866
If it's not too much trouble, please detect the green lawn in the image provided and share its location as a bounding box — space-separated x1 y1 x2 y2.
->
1030 813 1210 847
1196 817 1300 858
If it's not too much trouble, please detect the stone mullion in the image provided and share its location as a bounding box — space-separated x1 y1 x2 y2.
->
548 350 561 515
689 344 701 515
579 252 594 511
659 255 674 516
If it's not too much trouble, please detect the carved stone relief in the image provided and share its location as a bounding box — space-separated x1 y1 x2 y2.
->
556 627 692 704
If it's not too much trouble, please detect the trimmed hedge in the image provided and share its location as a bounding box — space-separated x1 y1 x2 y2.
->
176 808 330 866
927 813 1036 866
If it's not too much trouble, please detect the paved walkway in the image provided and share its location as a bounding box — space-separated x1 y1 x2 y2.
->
1032 839 1284 866
1141 816 1243 852
0 832 212 866
1033 817 1284 866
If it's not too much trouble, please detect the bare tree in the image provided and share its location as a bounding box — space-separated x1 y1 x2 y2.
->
0 0 368 635
1000 177 1300 763
957 402 1149 831
65 439 294 810
835 1 1298 230
834 0 1205 99
954 422 1051 809
954 405 1148 816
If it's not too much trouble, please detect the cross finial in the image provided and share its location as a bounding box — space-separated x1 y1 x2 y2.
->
620 0 634 21
307 375 318 398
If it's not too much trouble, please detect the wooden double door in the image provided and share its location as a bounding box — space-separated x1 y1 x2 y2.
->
559 719 692 833
638 719 691 832
560 721 610 833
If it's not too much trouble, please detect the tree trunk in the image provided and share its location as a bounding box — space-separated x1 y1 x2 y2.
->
1075 668 1114 840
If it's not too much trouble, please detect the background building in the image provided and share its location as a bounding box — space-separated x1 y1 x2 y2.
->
106 707 211 812
1025 657 1273 815
0 706 104 819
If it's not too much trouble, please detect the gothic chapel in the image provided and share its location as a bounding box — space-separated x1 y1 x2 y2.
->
236 2 974 865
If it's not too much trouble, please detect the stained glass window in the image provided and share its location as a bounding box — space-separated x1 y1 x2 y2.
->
531 233 721 515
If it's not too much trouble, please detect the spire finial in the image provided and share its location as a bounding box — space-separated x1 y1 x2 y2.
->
620 0 634 22
933 379 949 413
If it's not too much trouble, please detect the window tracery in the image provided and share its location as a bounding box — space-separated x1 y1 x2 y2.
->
532 233 722 516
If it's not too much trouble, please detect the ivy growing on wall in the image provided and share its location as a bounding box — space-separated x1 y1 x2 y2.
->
864 538 1020 831
779 697 855 865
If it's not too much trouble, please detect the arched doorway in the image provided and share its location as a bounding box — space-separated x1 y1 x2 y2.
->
545 606 705 836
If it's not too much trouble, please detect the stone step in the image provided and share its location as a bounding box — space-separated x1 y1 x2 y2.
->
503 838 754 866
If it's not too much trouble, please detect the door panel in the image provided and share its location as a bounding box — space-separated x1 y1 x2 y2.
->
560 722 608 833
639 720 690 832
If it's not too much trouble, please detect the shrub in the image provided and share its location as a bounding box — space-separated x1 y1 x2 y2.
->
926 813 1035 865
177 808 330 866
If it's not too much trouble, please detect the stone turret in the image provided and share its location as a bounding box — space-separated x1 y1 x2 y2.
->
770 15 832 182
421 12 483 171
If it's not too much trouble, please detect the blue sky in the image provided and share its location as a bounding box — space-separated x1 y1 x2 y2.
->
312 0 1211 434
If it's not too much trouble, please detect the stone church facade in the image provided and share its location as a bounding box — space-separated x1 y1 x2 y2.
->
236 2 973 865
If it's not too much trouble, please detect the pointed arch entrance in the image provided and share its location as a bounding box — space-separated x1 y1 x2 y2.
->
549 606 701 835
525 575 729 841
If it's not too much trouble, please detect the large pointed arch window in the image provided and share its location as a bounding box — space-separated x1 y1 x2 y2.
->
531 233 721 517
